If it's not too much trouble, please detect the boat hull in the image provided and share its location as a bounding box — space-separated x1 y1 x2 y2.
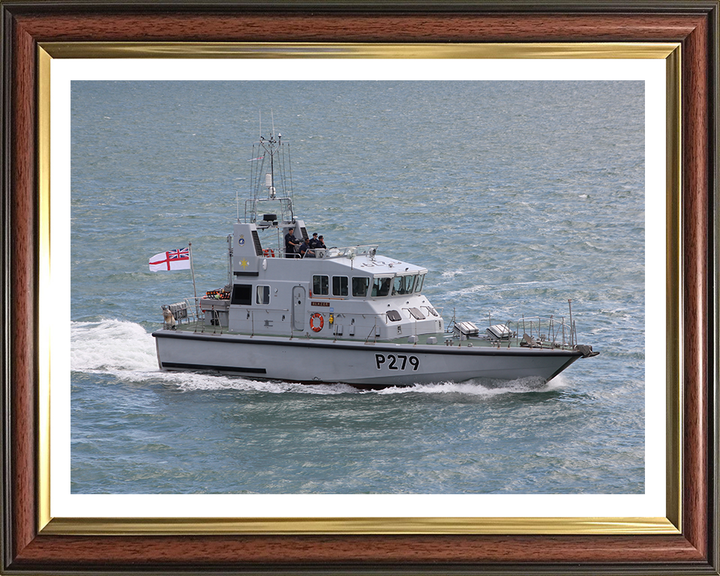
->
153 330 582 388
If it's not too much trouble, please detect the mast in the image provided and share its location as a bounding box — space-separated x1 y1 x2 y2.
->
244 124 294 224
189 242 198 316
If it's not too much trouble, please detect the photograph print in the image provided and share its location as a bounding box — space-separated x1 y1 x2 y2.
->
70 79 645 496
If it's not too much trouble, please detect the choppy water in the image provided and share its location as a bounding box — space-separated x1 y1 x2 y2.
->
71 80 645 494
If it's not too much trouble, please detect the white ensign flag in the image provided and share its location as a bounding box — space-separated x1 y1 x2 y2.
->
149 248 191 272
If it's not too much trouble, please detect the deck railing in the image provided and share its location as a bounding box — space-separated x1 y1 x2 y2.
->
459 314 579 350
263 244 380 259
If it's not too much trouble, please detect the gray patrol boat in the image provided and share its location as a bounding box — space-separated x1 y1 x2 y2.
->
153 131 598 389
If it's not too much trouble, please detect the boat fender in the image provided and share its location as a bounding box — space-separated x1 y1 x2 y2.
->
310 313 324 332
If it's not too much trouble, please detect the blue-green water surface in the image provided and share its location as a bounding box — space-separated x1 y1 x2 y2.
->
71 81 644 494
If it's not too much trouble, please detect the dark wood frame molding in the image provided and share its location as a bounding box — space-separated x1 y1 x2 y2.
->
1 1 718 573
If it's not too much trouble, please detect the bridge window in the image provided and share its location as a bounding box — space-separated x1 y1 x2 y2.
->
313 275 329 296
352 277 369 297
415 274 425 293
332 276 349 296
372 277 392 297
392 274 416 295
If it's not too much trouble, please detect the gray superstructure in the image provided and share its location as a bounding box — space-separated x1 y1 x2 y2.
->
153 130 597 388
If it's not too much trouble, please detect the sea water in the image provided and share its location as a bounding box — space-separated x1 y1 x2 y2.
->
70 80 645 494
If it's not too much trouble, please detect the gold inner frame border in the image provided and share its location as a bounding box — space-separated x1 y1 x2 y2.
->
36 41 682 537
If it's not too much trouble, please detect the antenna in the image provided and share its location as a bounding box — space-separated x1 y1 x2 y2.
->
271 109 275 137
258 110 262 138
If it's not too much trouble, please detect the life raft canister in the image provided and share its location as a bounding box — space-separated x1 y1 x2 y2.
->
310 313 324 332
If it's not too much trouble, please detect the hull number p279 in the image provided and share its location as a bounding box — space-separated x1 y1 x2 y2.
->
375 353 420 371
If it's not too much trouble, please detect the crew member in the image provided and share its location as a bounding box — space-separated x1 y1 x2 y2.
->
284 228 299 258
299 237 314 258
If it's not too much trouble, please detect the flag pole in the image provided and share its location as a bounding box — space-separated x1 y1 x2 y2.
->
189 242 198 317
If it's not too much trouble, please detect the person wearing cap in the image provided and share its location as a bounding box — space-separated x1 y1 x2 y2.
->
309 232 320 250
299 237 315 258
317 235 327 249
284 227 299 258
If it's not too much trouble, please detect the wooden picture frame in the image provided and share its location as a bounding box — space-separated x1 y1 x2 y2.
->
2 1 717 573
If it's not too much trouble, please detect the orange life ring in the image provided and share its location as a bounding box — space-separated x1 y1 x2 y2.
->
263 248 275 257
310 313 324 332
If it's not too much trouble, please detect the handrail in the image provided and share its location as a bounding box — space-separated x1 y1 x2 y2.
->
319 245 378 259
456 314 580 351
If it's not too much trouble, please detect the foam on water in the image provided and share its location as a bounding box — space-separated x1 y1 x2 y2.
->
71 319 158 373
378 375 567 396
70 319 292 392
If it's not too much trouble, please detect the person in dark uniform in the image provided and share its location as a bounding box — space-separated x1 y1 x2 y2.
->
309 232 320 250
299 237 314 258
317 235 327 249
284 227 299 258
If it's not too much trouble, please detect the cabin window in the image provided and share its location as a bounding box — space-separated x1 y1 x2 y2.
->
371 277 392 297
415 274 425 293
352 277 369 297
408 307 426 320
386 310 402 322
313 275 329 296
231 284 252 306
256 285 270 305
392 274 416 296
332 276 349 297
